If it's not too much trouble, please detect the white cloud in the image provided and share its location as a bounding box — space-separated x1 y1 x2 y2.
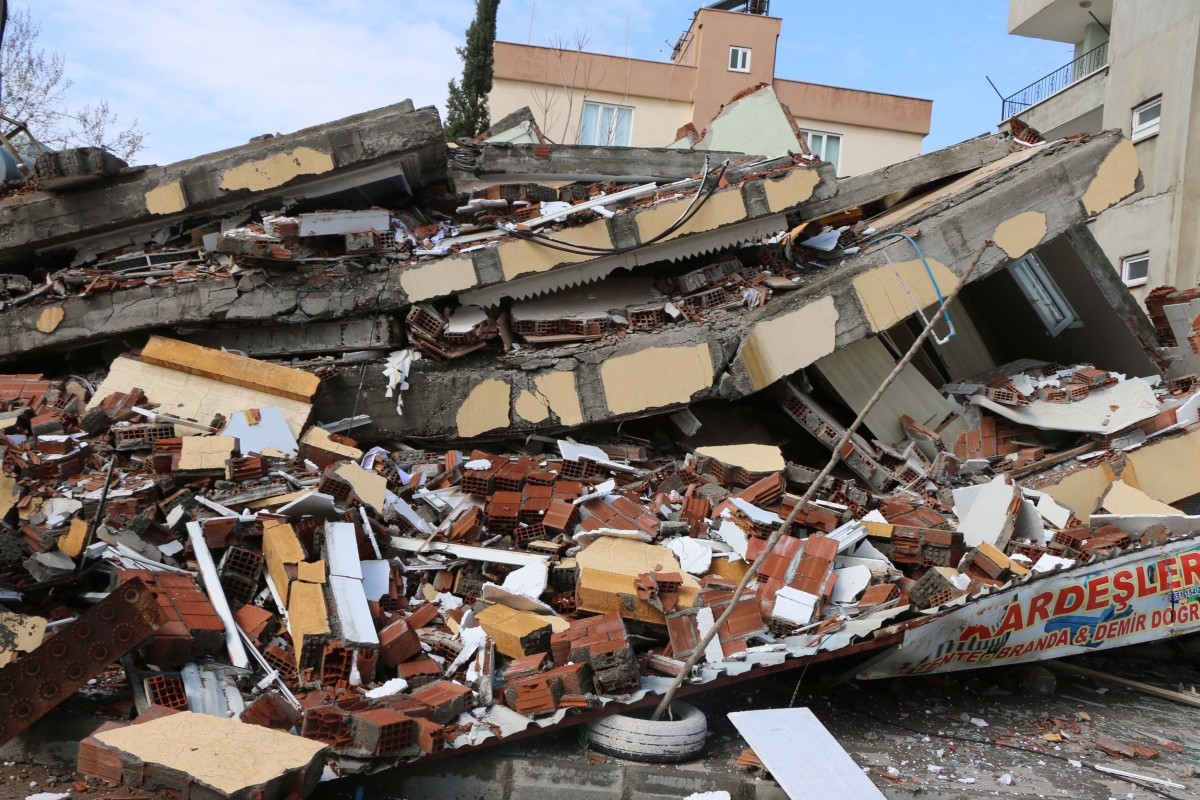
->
35 0 474 164
20 0 1073 164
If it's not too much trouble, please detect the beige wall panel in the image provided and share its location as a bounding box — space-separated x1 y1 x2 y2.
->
740 296 838 391
600 343 713 415
994 211 1048 259
91 357 312 437
514 390 550 423
1040 463 1118 523
497 221 613 281
218 147 334 192
456 378 513 438
146 181 187 215
764 168 822 213
852 258 960 333
536 371 585 426
1082 138 1139 215
400 258 478 302
1126 426 1200 505
635 189 746 243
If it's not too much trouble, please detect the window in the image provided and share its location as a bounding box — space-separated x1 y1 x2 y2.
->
1121 252 1150 287
1132 96 1161 141
1009 253 1078 336
728 46 751 72
801 129 842 174
578 102 633 147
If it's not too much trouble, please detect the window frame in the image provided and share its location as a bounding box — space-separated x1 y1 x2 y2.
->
728 46 751 73
1132 96 1161 142
800 129 843 175
1121 252 1150 288
1009 253 1078 337
577 101 635 147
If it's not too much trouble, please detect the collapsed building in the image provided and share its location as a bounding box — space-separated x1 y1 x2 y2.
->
1 96 1198 798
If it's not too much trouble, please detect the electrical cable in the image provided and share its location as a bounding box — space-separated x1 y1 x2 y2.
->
507 156 719 254
833 701 1188 800
866 230 955 343
497 158 730 257
500 169 721 255
785 599 905 708
867 231 947 307
787 628 837 709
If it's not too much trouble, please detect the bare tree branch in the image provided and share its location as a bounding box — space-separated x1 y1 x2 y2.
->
530 30 606 145
0 6 143 161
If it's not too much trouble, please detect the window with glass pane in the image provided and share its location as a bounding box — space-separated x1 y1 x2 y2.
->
728 46 751 72
579 101 633 146
1009 254 1077 336
801 130 842 174
1121 253 1149 287
1132 97 1161 141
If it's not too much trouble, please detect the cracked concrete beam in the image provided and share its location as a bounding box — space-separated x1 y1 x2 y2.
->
182 316 400 359
402 160 836 306
0 160 835 362
466 142 758 184
0 102 448 269
314 131 1141 441
795 133 1015 220
0 268 411 362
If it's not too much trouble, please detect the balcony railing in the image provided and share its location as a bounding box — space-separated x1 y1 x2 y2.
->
1001 42 1109 120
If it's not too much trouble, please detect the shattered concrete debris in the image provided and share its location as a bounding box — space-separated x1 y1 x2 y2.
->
0 92 1195 796
0 330 1197 788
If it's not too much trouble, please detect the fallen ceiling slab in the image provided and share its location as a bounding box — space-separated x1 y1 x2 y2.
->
312 131 1144 440
464 141 756 185
0 101 448 269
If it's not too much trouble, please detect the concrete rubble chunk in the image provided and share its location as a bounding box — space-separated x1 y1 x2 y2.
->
0 101 447 270
90 711 327 800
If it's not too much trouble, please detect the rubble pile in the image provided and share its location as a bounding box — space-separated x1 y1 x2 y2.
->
0 325 1198 791
0 94 1186 796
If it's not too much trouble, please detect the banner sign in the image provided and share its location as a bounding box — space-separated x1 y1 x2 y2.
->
859 536 1200 678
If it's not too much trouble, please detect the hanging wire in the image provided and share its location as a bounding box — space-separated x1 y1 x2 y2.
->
497 157 730 257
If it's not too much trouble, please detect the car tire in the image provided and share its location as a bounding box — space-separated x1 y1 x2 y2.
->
584 701 708 763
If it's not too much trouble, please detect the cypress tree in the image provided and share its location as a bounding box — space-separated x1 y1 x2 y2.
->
445 0 500 140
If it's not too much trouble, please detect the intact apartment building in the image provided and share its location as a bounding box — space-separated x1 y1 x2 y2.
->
1003 0 1200 299
487 1 932 177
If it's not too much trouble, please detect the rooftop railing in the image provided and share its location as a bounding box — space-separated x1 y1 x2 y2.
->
1001 42 1108 120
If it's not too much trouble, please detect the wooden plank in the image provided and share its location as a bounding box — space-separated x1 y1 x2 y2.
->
1048 662 1200 709
729 708 885 800
141 335 320 402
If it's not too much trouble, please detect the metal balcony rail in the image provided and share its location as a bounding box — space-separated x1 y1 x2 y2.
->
1001 41 1108 120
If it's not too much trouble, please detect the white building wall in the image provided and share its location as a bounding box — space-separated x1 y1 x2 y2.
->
791 116 925 177
1087 0 1200 297
490 78 694 149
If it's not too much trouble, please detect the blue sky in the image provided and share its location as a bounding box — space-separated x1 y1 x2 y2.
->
27 1 1073 166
